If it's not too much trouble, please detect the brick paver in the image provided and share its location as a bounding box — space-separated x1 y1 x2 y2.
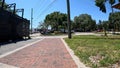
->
0 38 77 68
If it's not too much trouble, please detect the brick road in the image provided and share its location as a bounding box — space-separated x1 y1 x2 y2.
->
0 38 77 68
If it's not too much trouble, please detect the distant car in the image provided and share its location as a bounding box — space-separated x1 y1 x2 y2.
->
97 29 103 32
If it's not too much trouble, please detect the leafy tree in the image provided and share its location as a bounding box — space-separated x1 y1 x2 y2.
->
102 21 109 36
44 12 67 31
109 12 120 31
97 20 103 30
95 0 107 13
38 22 48 29
74 16 81 31
97 20 109 36
74 14 96 32
95 0 120 35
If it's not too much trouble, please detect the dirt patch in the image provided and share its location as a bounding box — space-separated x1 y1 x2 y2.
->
89 54 104 66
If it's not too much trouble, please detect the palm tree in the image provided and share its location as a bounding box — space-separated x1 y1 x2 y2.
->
95 0 120 13
95 0 120 35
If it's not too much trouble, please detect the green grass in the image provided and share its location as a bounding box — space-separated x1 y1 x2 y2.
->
64 35 120 68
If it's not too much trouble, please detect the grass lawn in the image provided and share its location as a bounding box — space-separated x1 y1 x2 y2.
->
64 35 120 68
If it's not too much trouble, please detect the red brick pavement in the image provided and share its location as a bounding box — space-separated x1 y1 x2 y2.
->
0 38 77 68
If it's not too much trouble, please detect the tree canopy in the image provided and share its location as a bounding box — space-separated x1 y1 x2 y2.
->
44 11 67 31
109 12 120 31
74 14 96 32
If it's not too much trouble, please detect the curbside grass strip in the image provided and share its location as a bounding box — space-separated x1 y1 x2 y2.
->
61 38 89 68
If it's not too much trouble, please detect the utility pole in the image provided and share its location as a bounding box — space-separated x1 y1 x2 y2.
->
66 0 71 39
31 8 33 34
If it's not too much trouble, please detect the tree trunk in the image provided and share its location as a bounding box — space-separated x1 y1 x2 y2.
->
103 27 107 36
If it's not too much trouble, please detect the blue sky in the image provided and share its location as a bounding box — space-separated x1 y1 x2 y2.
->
5 0 118 28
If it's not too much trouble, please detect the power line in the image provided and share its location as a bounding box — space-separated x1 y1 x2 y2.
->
33 2 56 28
12 0 15 2
34 4 55 22
33 0 57 25
33 0 44 9
34 0 47 18
34 0 57 21
9 0 14 3
33 0 58 28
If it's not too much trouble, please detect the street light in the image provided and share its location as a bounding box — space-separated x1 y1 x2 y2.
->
66 0 71 39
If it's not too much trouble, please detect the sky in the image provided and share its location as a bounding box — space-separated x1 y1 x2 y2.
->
5 0 119 28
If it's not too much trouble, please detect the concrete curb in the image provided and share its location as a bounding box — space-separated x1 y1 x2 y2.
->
61 38 89 68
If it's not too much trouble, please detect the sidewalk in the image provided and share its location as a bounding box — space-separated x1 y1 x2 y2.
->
0 38 77 68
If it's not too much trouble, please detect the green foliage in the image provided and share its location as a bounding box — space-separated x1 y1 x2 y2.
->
38 23 48 29
54 31 60 34
109 12 120 31
65 35 120 67
74 14 96 32
44 12 67 31
97 20 110 36
109 0 115 5
95 0 106 13
95 0 119 13
97 20 103 30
